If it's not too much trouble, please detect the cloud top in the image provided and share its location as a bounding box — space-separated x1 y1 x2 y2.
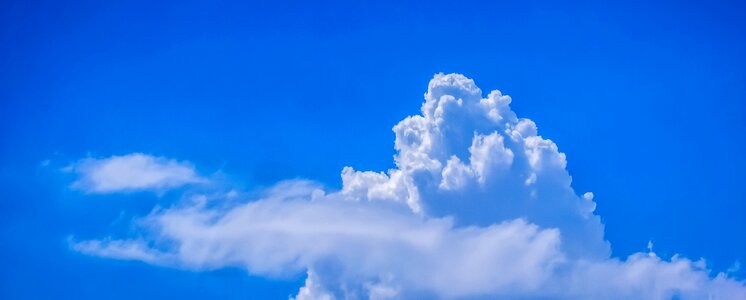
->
346 73 606 258
68 153 204 193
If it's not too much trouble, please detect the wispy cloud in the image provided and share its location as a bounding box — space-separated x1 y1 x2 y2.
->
71 74 746 299
67 153 205 194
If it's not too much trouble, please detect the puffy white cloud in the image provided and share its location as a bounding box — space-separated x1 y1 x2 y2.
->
346 73 607 259
67 153 205 193
71 74 746 299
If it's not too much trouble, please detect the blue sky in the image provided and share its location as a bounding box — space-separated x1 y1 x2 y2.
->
1 0 745 299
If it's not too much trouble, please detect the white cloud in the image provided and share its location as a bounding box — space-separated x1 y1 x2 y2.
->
77 181 565 298
72 238 165 265
71 74 746 299
67 153 205 194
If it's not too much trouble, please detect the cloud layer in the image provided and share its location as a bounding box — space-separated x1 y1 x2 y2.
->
71 74 746 299
67 153 204 193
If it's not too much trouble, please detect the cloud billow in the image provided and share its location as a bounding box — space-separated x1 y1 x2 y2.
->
71 74 746 299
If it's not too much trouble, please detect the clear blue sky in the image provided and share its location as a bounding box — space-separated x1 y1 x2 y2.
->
1 0 745 298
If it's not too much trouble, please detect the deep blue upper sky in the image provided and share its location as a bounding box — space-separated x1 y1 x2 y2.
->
1 0 745 298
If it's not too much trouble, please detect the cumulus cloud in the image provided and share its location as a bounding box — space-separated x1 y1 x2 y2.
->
71 74 746 299
67 153 205 193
